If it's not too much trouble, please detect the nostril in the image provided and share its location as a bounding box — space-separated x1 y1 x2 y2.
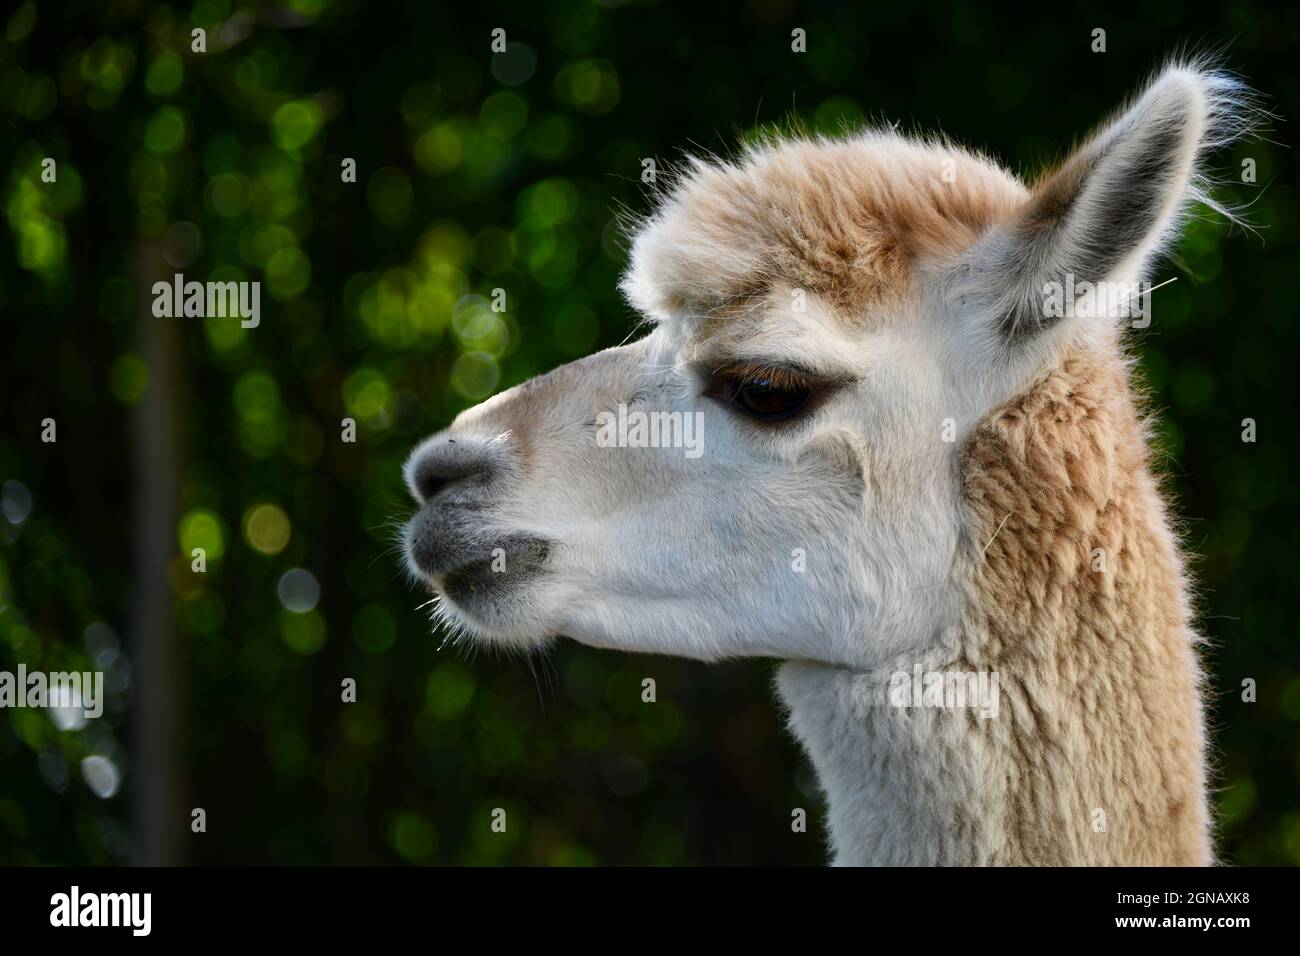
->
411 446 495 503
416 472 447 502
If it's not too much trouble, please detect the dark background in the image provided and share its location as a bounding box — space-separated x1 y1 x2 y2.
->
0 0 1296 865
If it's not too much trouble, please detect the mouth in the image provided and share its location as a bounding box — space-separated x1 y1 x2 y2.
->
439 537 551 603
404 503 552 607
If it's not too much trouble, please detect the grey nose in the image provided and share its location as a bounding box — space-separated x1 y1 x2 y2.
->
406 437 499 503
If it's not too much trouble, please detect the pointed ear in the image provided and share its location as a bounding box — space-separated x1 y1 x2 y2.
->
954 63 1258 341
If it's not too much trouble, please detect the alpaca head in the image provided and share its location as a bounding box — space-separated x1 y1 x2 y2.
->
403 63 1252 669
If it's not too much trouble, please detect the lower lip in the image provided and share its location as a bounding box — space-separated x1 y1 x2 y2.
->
433 539 551 598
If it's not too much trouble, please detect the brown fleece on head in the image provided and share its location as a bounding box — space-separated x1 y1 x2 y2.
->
628 133 1027 323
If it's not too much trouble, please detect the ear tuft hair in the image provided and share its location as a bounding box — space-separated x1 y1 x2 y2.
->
952 56 1268 344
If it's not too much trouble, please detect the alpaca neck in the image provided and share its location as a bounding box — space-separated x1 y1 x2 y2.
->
777 659 990 866
777 345 1211 866
777 627 1209 866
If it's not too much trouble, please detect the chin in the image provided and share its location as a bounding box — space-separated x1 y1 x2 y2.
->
407 562 556 654
402 503 558 650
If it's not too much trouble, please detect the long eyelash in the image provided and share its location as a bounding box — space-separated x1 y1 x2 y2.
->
713 362 813 390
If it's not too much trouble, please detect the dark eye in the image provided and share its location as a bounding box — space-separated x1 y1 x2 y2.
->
732 377 810 420
700 361 839 426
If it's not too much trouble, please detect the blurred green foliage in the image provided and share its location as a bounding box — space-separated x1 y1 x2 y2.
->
0 0 1296 865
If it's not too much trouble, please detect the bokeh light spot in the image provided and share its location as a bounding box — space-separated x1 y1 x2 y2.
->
243 503 291 555
277 568 320 613
271 99 324 151
178 508 225 562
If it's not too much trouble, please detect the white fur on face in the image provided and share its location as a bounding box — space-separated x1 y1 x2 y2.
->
405 293 983 671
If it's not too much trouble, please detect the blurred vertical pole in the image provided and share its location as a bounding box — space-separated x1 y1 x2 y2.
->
130 240 185 865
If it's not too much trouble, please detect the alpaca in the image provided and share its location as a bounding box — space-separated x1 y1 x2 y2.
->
402 62 1257 865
